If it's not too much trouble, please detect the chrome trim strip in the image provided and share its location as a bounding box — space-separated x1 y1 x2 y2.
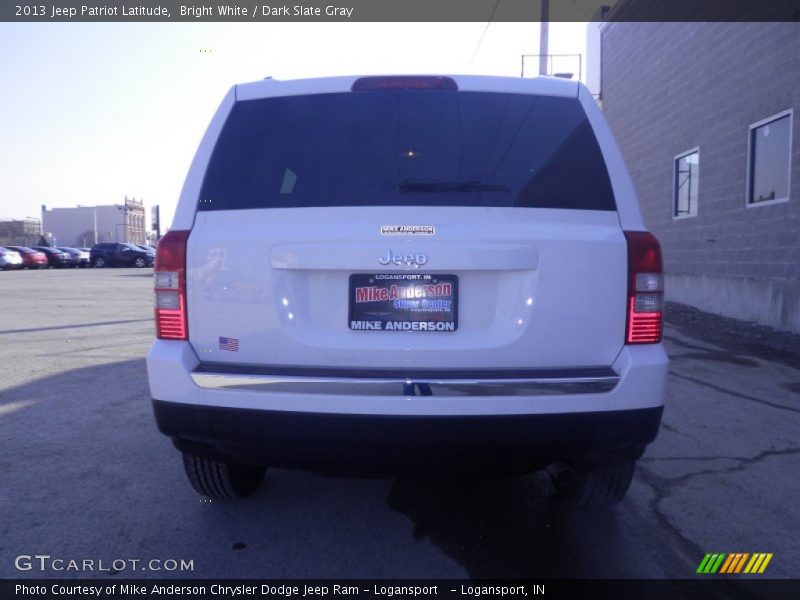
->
190 371 619 396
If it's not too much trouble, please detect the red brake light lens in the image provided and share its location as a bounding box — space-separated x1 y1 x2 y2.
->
351 76 458 92
154 230 190 340
625 231 663 344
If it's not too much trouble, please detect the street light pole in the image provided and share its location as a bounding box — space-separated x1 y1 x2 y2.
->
118 199 131 244
539 0 549 76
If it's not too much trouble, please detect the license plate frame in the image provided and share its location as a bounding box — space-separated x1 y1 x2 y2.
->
348 273 458 332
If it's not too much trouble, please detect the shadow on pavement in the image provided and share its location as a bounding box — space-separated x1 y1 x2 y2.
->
387 475 635 578
0 319 153 336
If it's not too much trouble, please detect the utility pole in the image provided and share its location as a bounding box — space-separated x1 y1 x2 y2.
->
118 197 130 244
539 0 549 75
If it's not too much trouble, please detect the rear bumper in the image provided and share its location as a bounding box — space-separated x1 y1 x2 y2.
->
190 363 621 397
147 341 667 473
153 399 662 474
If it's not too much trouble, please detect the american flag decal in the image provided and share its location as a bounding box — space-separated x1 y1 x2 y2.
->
218 336 239 352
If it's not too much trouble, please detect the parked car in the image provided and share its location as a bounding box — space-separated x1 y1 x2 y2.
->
0 247 23 270
57 247 91 267
147 75 667 505
4 246 48 269
90 242 154 268
133 244 156 255
32 246 75 268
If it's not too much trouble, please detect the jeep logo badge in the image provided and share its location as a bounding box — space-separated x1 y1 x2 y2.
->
378 249 428 268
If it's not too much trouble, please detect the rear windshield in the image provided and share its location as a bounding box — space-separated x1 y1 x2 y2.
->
199 91 616 211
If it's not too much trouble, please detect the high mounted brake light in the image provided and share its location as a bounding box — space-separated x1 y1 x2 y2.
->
351 76 458 92
624 231 663 344
154 230 190 340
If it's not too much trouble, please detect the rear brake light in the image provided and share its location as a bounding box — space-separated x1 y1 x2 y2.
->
351 76 458 92
625 231 663 344
154 230 190 340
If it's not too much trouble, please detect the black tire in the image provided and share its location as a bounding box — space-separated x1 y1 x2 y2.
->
557 459 636 507
94 257 106 268
182 452 266 499
134 257 146 268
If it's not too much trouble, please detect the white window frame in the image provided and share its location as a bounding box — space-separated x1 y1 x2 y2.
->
673 147 700 219
745 108 793 208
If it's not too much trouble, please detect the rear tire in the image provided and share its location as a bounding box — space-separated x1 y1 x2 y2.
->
557 458 636 507
182 452 266 499
94 257 105 268
134 257 146 268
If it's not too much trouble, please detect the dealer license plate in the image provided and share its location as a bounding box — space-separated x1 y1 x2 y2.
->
348 273 458 332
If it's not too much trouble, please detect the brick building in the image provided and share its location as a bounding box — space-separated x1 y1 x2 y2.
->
591 19 799 332
0 218 42 247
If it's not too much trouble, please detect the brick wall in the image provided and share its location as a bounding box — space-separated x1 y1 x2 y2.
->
600 22 800 282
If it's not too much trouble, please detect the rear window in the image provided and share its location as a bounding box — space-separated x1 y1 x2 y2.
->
199 91 615 212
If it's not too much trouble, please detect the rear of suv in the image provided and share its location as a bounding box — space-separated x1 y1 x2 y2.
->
147 75 667 505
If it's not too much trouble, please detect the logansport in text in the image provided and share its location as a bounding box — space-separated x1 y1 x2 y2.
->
179 4 355 18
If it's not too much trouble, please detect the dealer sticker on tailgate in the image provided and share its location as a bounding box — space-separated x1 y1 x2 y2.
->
349 273 458 332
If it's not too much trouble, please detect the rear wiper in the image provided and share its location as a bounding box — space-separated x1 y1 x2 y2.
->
398 180 510 193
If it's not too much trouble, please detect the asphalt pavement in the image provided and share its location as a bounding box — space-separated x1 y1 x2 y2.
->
0 268 798 581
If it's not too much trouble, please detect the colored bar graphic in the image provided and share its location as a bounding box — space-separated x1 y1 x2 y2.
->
697 554 713 574
710 554 726 573
720 553 743 574
719 554 736 574
734 553 750 573
744 554 760 573
759 553 773 573
698 553 727 574
706 552 776 575
720 552 742 573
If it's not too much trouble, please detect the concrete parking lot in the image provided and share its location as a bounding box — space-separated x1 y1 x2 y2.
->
1 268 798 580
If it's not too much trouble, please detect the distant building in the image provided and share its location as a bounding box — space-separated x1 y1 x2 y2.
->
41 196 146 247
591 18 799 332
0 218 42 247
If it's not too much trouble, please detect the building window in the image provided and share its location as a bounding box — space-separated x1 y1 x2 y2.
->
747 110 793 206
673 148 699 218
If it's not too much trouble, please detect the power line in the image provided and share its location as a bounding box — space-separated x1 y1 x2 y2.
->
468 0 502 69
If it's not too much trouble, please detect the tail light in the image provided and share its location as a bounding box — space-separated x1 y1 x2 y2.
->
625 231 663 344
154 230 190 340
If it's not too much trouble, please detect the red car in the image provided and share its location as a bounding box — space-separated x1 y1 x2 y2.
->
5 246 49 269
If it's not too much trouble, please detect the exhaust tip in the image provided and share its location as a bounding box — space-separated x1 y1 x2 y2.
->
545 461 576 488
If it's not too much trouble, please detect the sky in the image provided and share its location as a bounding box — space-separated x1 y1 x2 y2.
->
0 21 587 229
